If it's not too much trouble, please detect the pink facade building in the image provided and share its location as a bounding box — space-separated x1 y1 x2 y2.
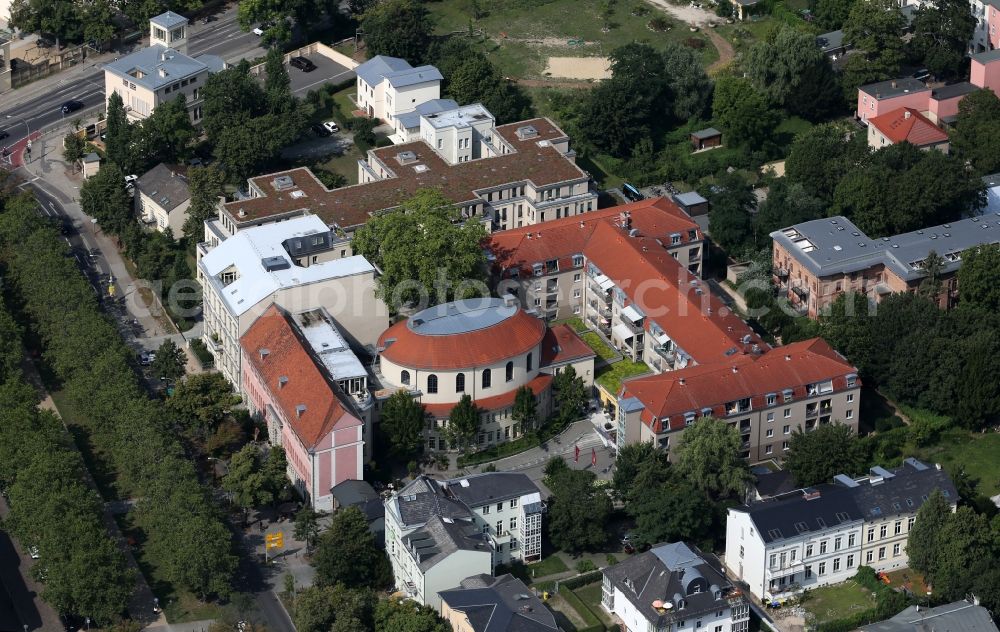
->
971 49 1000 98
241 305 368 511
856 78 929 124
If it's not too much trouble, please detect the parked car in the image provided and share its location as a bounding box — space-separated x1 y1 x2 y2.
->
290 56 316 72
35 38 53 48
202 15 215 24
61 100 84 114
124 174 138 187
252 22 272 35
912 68 930 81
311 123 331 137
0 130 8 141
322 120 340 134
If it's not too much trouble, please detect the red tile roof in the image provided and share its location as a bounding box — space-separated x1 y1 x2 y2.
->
541 324 597 367
222 118 588 229
620 338 859 433
869 107 949 147
241 305 360 449
378 308 546 370
423 374 552 417
488 197 702 277
583 221 764 365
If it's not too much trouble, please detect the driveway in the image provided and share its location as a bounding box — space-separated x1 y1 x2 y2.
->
286 54 355 97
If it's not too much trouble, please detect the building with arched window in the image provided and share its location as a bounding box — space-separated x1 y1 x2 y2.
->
377 298 595 451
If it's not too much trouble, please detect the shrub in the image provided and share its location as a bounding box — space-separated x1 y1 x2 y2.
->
576 559 598 573
648 16 671 31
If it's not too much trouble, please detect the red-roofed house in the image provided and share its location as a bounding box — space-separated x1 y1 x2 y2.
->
616 338 860 461
488 197 705 321
376 298 594 450
867 108 949 152
241 305 368 510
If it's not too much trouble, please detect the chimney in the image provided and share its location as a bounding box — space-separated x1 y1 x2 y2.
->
732 366 738 373
802 488 822 501
259 348 269 360
278 376 288 388
580 221 585 229
296 404 307 417
785 355 791 361
904 110 911 119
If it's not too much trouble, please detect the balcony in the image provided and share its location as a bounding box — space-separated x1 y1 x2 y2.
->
725 398 752 416
589 300 611 318
806 407 818 419
775 267 789 278
652 344 675 366
621 317 644 336
791 285 810 300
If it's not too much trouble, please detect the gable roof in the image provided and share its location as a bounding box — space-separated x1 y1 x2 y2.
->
488 197 701 277
443 472 539 508
540 324 595 367
136 163 190 213
240 305 362 449
869 107 948 147
355 55 413 86
439 574 559 632
619 338 857 432
583 221 761 366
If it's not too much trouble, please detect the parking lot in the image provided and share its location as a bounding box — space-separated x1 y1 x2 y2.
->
284 53 355 96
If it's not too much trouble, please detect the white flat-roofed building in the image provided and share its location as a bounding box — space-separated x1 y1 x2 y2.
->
197 214 388 388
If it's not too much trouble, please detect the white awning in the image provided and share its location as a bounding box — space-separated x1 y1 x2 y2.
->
612 322 634 341
594 274 615 291
621 304 643 323
653 331 670 345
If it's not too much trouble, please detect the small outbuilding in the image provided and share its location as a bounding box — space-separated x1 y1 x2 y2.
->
672 191 709 216
691 127 723 151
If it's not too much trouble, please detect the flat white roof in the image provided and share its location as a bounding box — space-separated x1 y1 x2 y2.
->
200 215 375 317
295 309 367 381
422 103 494 130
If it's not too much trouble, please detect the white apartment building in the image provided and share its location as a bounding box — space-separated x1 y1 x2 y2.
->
385 474 544 608
355 55 443 127
196 214 388 388
601 541 750 632
725 458 956 601
103 12 224 122
134 163 190 238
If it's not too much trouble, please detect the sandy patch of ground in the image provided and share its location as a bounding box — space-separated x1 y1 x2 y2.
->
643 0 719 25
544 56 612 80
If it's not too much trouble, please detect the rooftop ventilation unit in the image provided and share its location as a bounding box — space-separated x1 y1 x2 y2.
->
273 175 294 190
396 150 417 164
516 125 538 140
261 256 291 272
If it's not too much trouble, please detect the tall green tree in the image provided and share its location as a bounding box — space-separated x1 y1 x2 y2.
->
511 385 537 433
62 132 86 164
135 94 195 169
104 92 134 172
712 75 779 148
784 423 866 487
375 598 449 632
785 123 867 202
446 394 481 450
9 0 82 45
313 507 392 589
841 0 906 100
672 417 752 500
361 0 432 62
546 468 611 553
293 506 326 550
167 372 242 437
553 365 587 424
626 479 715 549
706 170 756 256
906 488 953 575
754 179 826 238
380 390 426 458
150 338 186 381
909 0 976 80
951 89 1000 176
81 163 132 235
612 441 670 500
957 243 1000 312
351 189 489 311
743 26 840 119
813 0 853 30
223 444 281 512
293 585 377 632
182 165 226 241
264 46 292 113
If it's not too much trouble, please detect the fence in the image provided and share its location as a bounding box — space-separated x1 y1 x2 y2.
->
247 40 360 77
11 43 87 88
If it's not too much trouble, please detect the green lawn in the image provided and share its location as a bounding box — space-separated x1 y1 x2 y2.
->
580 331 618 362
529 554 570 578
427 0 717 79
596 360 651 394
912 430 1000 497
552 316 588 332
801 581 876 626
572 582 614 626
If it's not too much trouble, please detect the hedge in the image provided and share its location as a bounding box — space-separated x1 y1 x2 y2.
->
558 569 605 591
560 584 605 631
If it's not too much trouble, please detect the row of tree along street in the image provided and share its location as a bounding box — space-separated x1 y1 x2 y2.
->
0 184 237 607
0 284 134 626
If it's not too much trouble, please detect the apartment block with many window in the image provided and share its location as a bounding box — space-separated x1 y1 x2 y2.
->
488 197 706 322
211 115 595 244
725 458 956 601
616 338 860 460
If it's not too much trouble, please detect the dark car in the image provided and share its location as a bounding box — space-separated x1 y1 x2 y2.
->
290 56 316 72
912 68 930 81
202 15 216 23
311 122 331 137
0 130 8 141
61 100 84 114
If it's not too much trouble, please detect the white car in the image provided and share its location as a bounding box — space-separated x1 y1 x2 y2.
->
124 174 138 187
252 22 272 35
29 545 40 559
322 120 340 134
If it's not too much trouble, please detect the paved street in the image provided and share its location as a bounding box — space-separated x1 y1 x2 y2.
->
0 4 265 147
